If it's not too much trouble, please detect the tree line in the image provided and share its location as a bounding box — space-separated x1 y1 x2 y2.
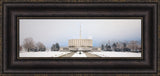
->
20 37 60 52
101 41 141 52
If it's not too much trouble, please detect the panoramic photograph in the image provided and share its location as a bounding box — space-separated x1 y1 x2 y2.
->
19 19 142 58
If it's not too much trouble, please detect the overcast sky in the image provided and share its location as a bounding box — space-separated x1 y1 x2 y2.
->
19 19 141 48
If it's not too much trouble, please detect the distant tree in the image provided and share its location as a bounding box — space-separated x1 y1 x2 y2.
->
137 44 142 52
51 44 55 51
36 42 46 51
23 37 35 51
101 44 104 50
128 41 138 51
112 43 117 48
116 42 121 49
123 43 127 48
55 43 60 51
51 43 60 51
107 45 112 51
105 44 108 51
112 43 117 50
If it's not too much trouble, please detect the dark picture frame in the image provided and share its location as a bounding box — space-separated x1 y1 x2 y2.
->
3 2 158 73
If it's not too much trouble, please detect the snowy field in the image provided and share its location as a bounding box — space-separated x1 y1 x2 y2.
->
19 50 141 57
19 51 70 57
89 51 141 57
72 51 87 57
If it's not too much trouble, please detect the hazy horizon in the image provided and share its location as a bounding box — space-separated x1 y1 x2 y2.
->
19 19 141 48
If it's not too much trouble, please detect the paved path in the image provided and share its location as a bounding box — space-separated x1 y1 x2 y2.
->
60 52 75 57
72 51 87 57
60 51 101 57
85 52 100 57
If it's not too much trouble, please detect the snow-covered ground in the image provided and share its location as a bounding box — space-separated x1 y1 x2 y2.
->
19 51 70 57
89 51 141 57
72 51 87 57
19 50 141 57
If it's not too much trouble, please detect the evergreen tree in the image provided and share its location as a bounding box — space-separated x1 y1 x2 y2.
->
51 44 53 51
123 43 127 48
112 43 117 48
101 44 104 50
105 44 108 51
51 44 56 51
112 43 117 50
107 45 111 51
55 43 60 51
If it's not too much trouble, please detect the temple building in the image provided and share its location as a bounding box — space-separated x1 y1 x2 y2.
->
68 25 93 52
68 39 93 51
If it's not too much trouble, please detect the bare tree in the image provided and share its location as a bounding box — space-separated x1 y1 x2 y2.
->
137 44 141 52
23 37 35 51
117 42 124 50
36 42 46 50
127 41 138 51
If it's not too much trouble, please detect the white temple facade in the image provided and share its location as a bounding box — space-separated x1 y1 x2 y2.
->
68 39 93 51
68 25 93 51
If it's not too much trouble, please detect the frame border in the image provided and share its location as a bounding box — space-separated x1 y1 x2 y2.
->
2 2 158 74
